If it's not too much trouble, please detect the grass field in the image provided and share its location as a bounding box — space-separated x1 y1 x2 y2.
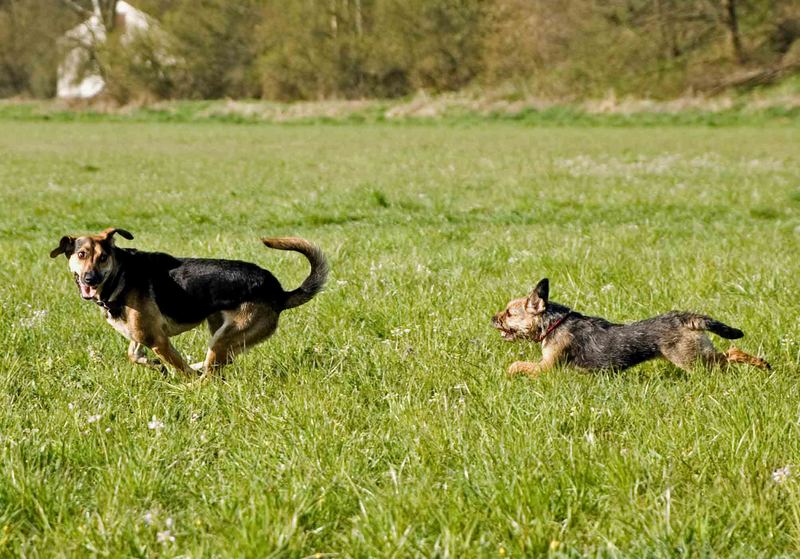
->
1 119 799 557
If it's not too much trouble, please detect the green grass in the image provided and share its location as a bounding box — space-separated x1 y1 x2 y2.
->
1 98 799 127
1 120 799 557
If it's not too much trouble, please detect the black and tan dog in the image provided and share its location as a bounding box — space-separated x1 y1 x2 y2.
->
493 278 770 377
51 227 328 379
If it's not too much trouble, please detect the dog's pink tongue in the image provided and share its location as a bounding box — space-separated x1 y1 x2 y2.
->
80 283 97 298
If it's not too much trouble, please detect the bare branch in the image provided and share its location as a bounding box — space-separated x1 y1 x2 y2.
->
61 0 92 18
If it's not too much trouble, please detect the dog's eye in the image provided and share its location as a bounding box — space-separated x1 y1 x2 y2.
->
99 254 108 262
77 251 87 259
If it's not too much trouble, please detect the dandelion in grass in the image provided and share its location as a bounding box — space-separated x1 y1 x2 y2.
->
148 416 165 431
86 414 101 424
772 466 791 484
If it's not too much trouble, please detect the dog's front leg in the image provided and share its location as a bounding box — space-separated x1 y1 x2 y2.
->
149 337 197 379
508 360 540 376
508 357 556 378
127 341 165 371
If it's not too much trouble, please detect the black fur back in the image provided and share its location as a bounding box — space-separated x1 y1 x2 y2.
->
117 249 285 324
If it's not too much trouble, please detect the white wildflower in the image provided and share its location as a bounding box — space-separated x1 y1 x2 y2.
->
390 327 412 338
157 530 175 544
86 414 101 424
148 416 165 431
88 347 101 362
143 511 155 526
18 308 48 329
772 466 791 484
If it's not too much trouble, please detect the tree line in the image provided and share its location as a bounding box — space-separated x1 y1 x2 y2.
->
1 0 798 101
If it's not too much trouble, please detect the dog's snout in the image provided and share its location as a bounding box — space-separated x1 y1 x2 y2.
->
83 270 102 286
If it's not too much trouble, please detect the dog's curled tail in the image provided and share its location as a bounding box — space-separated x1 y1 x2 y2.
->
683 313 744 339
262 237 329 310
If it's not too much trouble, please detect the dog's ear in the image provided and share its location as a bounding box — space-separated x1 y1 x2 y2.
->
101 227 134 241
526 278 549 314
50 236 75 258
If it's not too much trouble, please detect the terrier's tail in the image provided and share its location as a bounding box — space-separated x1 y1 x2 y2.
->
683 314 744 339
262 237 328 310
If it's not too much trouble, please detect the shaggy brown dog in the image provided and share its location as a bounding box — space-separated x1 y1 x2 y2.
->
493 278 770 378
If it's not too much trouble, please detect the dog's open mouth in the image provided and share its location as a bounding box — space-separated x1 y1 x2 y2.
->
79 282 97 299
495 327 516 341
75 274 100 300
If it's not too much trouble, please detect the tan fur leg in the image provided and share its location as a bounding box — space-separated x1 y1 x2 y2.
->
507 358 555 378
200 304 278 378
127 341 164 370
725 346 771 370
507 337 567 379
150 338 196 378
661 333 721 371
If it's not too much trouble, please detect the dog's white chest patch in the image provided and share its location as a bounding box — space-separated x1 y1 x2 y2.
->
105 312 132 340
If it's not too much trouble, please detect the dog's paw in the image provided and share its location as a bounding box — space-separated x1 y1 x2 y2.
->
508 361 532 376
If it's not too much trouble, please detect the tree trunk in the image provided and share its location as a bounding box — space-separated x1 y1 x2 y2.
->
330 0 338 37
721 0 745 64
355 0 363 37
656 0 681 58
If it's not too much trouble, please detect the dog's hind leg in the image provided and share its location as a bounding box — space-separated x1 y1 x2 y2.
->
723 347 771 370
661 333 770 371
660 332 721 371
200 304 279 377
206 312 224 335
191 313 227 371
